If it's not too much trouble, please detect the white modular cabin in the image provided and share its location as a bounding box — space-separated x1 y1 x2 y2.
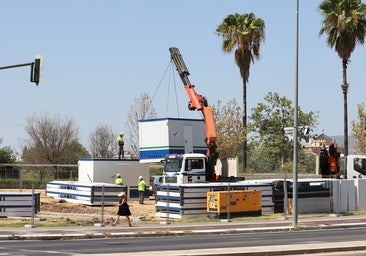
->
78 158 149 186
139 118 207 163
46 159 150 204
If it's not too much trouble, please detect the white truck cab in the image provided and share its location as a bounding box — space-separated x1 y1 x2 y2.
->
162 153 207 184
347 155 366 179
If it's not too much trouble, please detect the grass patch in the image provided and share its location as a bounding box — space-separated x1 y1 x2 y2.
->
8 235 24 240
0 217 81 228
177 212 355 224
181 213 284 223
341 210 366 216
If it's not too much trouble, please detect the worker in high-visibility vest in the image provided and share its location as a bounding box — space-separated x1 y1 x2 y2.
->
114 173 123 185
137 176 146 204
117 132 124 159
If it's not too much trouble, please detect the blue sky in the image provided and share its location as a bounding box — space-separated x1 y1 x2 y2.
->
1 0 365 155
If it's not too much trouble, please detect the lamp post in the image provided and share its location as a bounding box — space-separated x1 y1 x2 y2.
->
292 0 300 228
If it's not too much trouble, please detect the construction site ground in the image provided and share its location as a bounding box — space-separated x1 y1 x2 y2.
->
0 189 168 227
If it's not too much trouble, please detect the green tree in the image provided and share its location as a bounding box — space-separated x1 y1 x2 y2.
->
0 138 17 163
352 103 366 154
212 98 243 159
318 0 366 168
249 92 318 173
216 12 265 173
61 141 90 163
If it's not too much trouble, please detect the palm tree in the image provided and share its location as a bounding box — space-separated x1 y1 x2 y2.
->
318 0 366 177
216 13 265 173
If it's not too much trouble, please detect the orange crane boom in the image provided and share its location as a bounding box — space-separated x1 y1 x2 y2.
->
169 47 218 181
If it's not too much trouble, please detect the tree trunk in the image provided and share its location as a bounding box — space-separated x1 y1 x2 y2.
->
342 59 349 178
242 78 247 173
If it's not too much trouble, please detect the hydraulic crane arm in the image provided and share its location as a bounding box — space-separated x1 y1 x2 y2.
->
169 47 218 181
169 47 191 86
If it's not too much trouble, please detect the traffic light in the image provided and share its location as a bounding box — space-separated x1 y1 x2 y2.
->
32 55 43 85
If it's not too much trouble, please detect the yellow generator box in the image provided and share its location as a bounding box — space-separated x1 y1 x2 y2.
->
207 190 261 218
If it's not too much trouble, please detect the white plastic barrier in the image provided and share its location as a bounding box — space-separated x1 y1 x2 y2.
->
331 179 356 213
355 179 366 210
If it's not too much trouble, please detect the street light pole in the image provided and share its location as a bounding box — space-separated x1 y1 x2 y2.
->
292 0 300 228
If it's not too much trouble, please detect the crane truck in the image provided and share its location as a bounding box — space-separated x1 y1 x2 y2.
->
319 143 341 178
162 47 243 184
162 47 218 184
319 142 366 179
347 155 366 179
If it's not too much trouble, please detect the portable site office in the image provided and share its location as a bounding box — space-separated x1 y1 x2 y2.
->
138 117 207 163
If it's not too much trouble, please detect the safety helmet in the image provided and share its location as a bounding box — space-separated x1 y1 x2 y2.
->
139 176 143 180
120 132 124 136
116 173 121 178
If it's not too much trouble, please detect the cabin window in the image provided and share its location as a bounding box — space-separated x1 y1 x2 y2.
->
185 158 204 171
354 158 366 175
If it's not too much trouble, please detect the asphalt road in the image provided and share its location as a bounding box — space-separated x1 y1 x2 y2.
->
1 226 366 255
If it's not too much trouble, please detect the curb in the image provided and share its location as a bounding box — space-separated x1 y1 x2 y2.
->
2 221 366 241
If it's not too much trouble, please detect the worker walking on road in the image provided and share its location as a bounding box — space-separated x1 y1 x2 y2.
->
114 173 123 185
137 176 146 204
117 132 125 159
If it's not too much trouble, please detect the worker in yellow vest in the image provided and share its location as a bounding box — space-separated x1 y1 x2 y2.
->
137 176 146 204
115 173 123 185
117 132 124 159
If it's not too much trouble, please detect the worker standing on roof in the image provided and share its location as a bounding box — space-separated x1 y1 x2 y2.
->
114 173 123 185
117 132 124 159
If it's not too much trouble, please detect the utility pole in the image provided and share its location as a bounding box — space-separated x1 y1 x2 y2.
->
0 55 43 85
292 0 300 228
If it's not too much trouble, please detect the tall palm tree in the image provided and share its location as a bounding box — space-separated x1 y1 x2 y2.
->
216 13 265 173
318 0 366 177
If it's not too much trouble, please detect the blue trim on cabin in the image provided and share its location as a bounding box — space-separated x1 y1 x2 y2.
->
139 148 206 160
138 117 204 123
78 158 139 162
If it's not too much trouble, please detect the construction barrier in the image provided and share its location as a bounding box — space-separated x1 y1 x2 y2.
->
273 178 366 214
155 181 274 219
46 181 126 206
0 192 40 217
273 179 331 213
